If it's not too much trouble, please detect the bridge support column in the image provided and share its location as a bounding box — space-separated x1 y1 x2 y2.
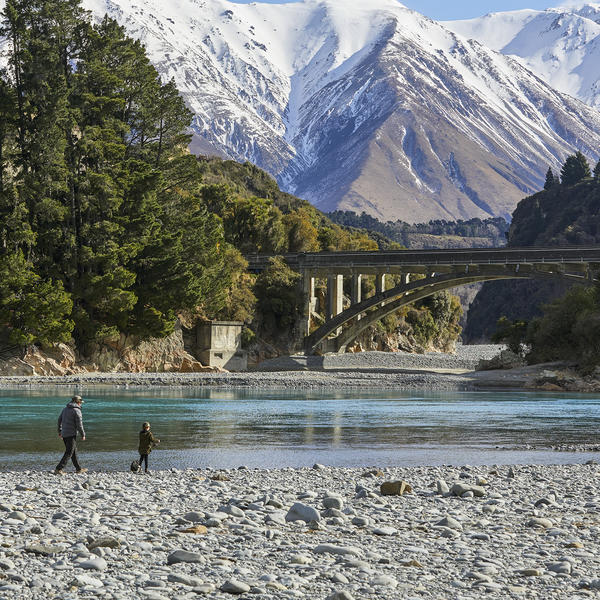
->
351 273 362 304
327 274 344 321
302 272 316 337
351 273 362 321
375 273 386 295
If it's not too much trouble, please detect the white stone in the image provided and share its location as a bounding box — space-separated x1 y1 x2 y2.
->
70 574 104 588
372 526 397 536
167 573 204 586
285 503 320 523
220 579 251 594
313 544 361 556
79 557 108 571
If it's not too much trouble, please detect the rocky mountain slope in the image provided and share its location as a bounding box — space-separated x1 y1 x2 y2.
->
74 0 600 223
445 4 600 109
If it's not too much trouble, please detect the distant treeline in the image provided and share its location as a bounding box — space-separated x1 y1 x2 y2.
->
326 211 509 247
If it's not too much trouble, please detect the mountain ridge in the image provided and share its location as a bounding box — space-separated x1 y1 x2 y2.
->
445 4 600 109
12 0 600 223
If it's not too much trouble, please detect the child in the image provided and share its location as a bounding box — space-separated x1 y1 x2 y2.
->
138 422 160 473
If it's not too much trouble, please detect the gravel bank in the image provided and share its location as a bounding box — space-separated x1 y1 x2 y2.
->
0 345 504 390
256 344 504 371
1 463 598 599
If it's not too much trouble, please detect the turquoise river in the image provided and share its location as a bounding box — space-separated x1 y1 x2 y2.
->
1 387 600 471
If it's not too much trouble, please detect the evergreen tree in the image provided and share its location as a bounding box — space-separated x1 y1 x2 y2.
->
0 0 235 349
560 151 592 186
544 167 557 190
594 159 600 182
0 251 73 346
254 257 302 330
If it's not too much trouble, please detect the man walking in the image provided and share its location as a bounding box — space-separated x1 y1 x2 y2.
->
55 395 87 475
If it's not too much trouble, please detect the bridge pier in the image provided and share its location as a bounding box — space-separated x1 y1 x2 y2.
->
301 273 317 337
351 273 362 304
351 273 362 322
327 274 344 336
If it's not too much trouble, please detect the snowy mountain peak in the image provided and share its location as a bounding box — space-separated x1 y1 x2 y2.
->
446 4 600 109
563 3 600 20
3 0 600 223
77 0 600 222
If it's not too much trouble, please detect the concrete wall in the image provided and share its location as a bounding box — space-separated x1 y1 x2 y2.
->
196 321 247 371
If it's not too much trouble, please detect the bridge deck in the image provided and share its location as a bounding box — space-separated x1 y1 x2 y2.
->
247 246 600 275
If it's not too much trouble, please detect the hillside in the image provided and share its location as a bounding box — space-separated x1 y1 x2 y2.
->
464 174 600 342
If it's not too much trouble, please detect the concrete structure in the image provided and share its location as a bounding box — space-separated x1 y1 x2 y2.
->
194 321 247 371
247 247 600 355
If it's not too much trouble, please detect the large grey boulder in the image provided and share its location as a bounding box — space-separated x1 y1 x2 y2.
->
285 503 320 523
167 550 204 564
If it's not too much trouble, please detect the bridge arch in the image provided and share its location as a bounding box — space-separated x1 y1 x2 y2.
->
246 247 600 355
307 270 592 354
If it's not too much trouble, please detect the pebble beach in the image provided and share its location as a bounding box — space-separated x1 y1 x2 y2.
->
2 344 598 599
2 463 600 600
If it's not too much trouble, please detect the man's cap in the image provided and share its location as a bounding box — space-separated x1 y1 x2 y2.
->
142 422 150 428
72 395 84 403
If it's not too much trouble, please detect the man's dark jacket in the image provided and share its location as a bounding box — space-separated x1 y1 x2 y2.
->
58 401 85 438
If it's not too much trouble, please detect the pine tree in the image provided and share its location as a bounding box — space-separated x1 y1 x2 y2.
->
594 159 600 181
560 151 592 186
0 251 73 346
0 0 237 349
1 0 76 258
544 167 557 190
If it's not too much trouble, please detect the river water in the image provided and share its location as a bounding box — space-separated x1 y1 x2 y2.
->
2 387 600 471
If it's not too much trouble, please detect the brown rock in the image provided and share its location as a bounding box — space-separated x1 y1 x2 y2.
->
400 559 423 568
0 344 81 376
362 469 384 478
86 321 205 373
179 525 208 534
179 358 216 373
23 347 69 376
380 480 412 496
0 358 35 376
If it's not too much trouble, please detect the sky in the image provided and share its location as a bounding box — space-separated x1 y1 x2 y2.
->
230 1 572 21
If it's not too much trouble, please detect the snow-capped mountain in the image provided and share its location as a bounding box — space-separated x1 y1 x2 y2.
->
445 4 600 110
20 1 600 221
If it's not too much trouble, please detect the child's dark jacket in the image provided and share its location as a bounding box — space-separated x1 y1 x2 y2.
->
139 430 158 454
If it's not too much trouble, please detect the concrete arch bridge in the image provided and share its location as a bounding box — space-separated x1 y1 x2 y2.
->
246 247 600 355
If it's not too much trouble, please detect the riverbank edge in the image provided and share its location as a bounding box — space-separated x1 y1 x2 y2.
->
0 361 597 392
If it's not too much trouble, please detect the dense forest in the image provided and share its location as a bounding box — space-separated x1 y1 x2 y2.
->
0 0 462 361
465 152 600 367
